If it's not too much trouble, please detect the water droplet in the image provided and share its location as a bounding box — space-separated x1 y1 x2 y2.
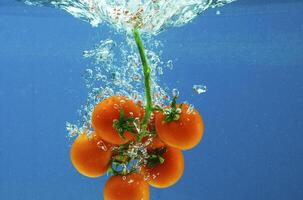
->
193 85 207 94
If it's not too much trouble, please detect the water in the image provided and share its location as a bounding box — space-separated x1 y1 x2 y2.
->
1 0 303 200
18 0 235 137
22 0 235 34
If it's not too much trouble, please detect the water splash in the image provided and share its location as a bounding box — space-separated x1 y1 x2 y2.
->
22 0 235 34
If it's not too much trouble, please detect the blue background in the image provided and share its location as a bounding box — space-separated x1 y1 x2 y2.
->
1 0 303 199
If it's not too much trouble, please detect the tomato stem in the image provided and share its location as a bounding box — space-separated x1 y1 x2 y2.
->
132 29 153 141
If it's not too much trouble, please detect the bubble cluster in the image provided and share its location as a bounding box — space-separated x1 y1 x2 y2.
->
67 35 172 137
23 0 235 35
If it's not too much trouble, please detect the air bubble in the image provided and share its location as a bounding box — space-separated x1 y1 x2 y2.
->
113 104 120 110
166 60 173 70
131 91 139 100
186 104 195 114
84 69 94 88
133 73 141 81
66 122 79 137
97 140 108 151
96 73 107 82
193 85 207 94
83 50 95 58
172 88 179 97
157 67 163 75
144 174 150 181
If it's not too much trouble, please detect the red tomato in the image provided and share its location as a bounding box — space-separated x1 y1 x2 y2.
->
155 104 204 150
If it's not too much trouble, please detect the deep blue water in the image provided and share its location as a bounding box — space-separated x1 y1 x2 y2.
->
1 0 303 200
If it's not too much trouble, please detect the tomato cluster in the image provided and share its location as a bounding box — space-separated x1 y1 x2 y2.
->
70 96 204 200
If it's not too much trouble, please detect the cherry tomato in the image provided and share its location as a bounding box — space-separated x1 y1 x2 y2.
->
70 132 112 178
103 173 150 200
142 146 184 188
155 104 204 150
92 96 142 145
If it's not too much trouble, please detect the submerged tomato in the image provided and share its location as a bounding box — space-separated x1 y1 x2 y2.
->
92 96 142 145
70 132 112 178
155 104 204 150
103 173 150 200
142 146 184 188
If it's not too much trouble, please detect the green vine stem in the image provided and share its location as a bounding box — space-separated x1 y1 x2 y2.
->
132 28 153 140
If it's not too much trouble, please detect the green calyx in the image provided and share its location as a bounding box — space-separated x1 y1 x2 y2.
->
163 96 182 123
107 142 135 175
113 109 138 140
107 162 137 176
146 147 167 168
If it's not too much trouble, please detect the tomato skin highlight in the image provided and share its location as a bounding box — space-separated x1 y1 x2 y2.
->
142 146 184 188
103 173 150 200
155 104 204 150
92 96 141 145
70 133 112 178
